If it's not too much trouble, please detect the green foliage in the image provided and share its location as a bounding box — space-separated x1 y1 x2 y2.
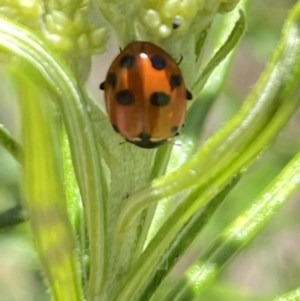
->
0 0 300 301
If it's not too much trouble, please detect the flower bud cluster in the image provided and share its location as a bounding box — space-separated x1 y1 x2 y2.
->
140 0 240 38
0 0 43 29
0 0 108 56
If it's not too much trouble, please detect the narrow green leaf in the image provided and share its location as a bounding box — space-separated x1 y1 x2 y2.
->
139 175 241 301
0 204 25 229
171 149 300 300
0 16 108 299
191 10 246 97
183 4 248 150
132 144 174 258
272 287 300 301
17 70 84 301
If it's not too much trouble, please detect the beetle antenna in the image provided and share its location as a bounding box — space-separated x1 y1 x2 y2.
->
177 55 183 65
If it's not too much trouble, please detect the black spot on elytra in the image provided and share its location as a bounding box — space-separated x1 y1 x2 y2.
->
150 92 171 107
170 74 182 90
150 55 167 70
120 54 135 69
112 124 120 133
186 89 193 100
106 72 117 88
171 126 179 135
116 89 135 105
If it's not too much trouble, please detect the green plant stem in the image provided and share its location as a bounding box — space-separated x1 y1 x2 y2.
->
112 2 300 301
0 124 22 163
140 175 241 301
132 144 173 258
17 71 84 301
0 16 107 300
171 148 300 301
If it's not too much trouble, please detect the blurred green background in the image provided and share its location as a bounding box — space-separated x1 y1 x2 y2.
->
0 1 299 300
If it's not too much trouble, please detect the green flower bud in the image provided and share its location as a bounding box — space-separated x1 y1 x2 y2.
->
157 24 172 38
138 0 240 38
46 33 73 52
73 10 87 31
142 9 161 29
77 33 90 56
51 10 73 34
0 0 43 29
161 0 181 19
179 0 198 18
92 46 107 54
77 27 108 56
45 11 73 35
90 27 108 48
18 0 43 18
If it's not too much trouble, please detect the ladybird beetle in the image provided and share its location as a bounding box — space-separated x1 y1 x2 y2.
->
100 41 192 149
